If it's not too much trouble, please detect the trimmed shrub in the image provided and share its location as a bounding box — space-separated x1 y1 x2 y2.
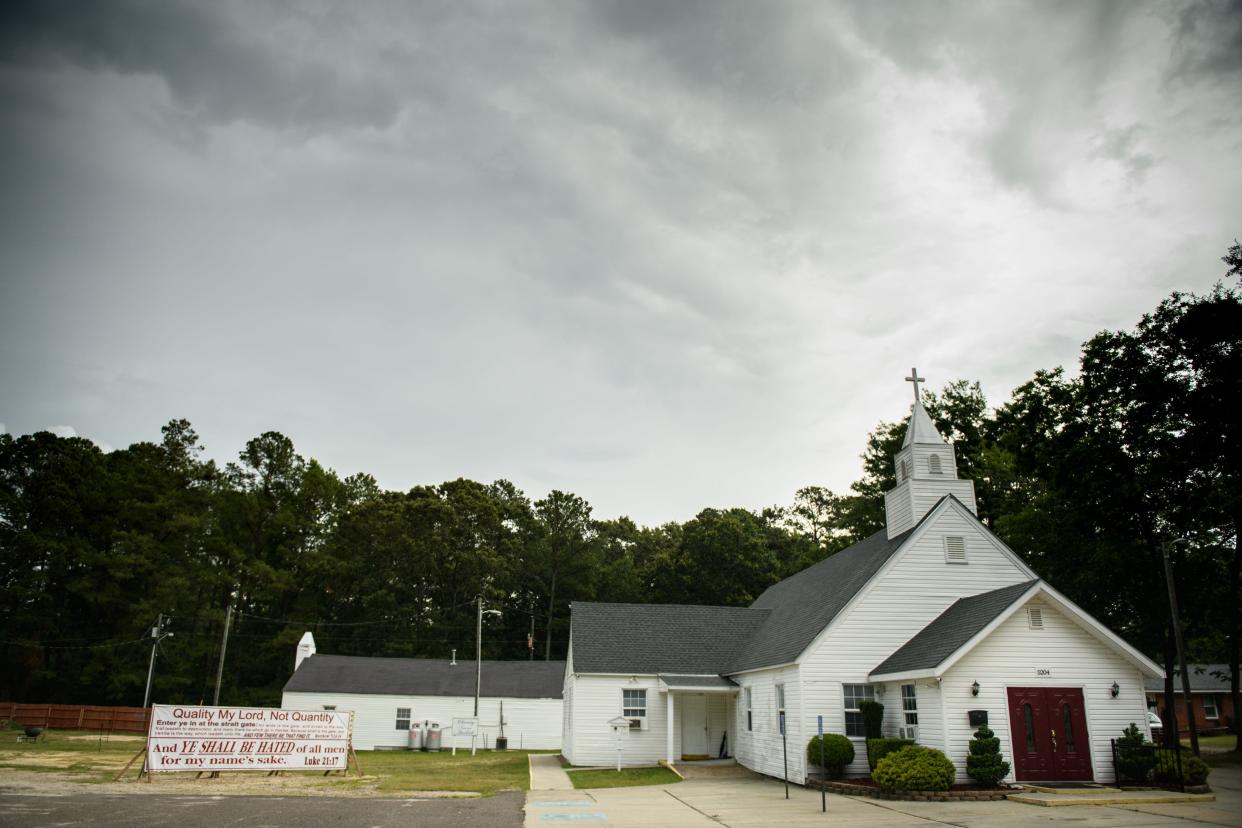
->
866 738 914 772
1115 723 1157 782
1154 751 1211 786
807 733 855 779
965 725 1010 787
873 745 956 792
859 700 885 740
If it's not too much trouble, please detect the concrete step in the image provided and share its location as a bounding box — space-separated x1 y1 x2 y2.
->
1008 790 1216 807
1019 783 1122 794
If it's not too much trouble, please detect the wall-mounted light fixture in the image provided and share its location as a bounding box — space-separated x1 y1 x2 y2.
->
971 680 980 697
875 685 886 698
1111 681 1120 698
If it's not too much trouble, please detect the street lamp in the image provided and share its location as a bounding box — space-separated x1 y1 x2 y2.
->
476 598 502 717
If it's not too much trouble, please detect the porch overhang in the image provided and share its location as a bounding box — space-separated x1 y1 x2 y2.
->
658 674 738 694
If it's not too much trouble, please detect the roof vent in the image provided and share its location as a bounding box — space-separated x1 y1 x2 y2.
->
1028 607 1044 629
944 536 967 564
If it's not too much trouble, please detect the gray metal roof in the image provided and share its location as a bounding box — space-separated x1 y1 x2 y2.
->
1144 664 1231 693
869 580 1039 677
283 654 565 699
726 527 914 673
568 602 770 675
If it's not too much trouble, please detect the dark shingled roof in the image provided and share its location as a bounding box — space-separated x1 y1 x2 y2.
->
726 527 914 673
869 580 1039 678
1144 664 1230 693
569 523 928 676
659 674 738 689
569 602 770 674
283 655 565 699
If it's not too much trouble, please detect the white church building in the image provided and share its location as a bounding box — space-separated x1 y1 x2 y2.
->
561 374 1163 784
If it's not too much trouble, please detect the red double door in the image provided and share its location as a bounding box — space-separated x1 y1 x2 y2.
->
1006 687 1093 781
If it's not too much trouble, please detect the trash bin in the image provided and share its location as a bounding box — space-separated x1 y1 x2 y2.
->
409 722 424 750
424 722 442 751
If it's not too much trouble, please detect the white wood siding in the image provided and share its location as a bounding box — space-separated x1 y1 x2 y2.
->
885 478 977 537
732 666 804 782
281 691 562 751
799 505 1029 775
565 675 666 766
942 594 1150 783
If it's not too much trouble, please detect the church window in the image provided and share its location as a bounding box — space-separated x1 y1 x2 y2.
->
776 684 786 734
1204 695 1220 720
901 684 918 726
928 454 942 475
899 459 909 482
745 687 753 731
1027 607 1044 629
943 536 967 564
395 708 410 730
623 689 647 729
843 684 874 737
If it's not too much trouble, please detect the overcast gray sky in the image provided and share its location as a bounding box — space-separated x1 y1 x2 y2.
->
1 0 1239 525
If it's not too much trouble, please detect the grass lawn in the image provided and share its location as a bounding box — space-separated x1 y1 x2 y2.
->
1182 734 1237 751
569 766 680 789
0 725 549 796
0 726 146 783
358 748 539 795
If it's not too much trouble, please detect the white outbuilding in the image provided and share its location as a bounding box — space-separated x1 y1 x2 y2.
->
282 635 565 751
561 374 1163 785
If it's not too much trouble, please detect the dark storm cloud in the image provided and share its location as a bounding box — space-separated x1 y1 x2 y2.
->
0 0 399 130
0 1 1238 525
1170 0 1242 84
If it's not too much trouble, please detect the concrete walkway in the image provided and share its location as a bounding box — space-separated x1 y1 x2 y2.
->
524 770 1242 827
527 754 575 791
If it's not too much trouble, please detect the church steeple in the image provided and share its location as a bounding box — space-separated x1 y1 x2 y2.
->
884 369 977 538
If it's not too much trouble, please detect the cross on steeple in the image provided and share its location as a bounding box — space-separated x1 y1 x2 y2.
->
905 368 925 403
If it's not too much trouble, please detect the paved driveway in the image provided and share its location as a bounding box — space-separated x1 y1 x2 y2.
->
528 769 1242 827
0 790 524 827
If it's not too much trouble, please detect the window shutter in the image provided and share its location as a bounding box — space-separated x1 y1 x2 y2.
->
944 536 967 564
1027 607 1044 629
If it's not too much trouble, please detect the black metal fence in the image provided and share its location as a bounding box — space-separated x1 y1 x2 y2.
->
1110 738 1185 791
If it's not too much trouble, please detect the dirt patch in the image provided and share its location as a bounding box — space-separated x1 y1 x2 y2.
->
0 751 130 768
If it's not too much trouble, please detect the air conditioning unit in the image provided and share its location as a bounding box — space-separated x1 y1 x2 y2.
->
899 726 919 740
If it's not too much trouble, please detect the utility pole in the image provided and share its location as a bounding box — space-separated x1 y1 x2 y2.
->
212 603 233 706
475 597 501 717
143 614 173 709
1163 539 1200 757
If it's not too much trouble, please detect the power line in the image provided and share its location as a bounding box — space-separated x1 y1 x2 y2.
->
0 635 152 651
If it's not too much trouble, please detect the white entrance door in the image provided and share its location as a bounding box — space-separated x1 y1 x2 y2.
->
681 694 709 759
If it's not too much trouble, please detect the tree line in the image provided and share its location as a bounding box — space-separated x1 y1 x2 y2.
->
2 244 1238 750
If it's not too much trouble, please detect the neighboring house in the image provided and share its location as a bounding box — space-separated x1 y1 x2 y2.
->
282 633 565 750
1145 664 1235 734
561 378 1163 784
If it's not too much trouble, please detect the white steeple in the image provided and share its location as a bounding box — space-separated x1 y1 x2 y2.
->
884 369 977 538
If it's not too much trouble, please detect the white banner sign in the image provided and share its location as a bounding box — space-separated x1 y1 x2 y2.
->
147 705 351 772
452 717 478 737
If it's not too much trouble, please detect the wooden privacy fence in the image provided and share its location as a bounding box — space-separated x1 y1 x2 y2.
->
0 703 151 733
